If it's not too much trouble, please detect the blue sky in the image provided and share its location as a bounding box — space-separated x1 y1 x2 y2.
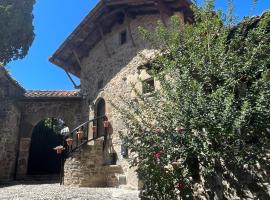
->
6 0 270 91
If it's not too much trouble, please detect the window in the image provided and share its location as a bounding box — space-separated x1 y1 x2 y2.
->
97 79 104 90
142 78 155 94
95 98 106 137
120 30 127 45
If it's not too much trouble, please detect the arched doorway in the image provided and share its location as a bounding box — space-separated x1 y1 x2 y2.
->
27 118 66 176
95 98 105 137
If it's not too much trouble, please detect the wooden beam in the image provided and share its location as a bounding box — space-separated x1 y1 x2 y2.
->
65 70 81 89
96 7 126 23
97 23 111 57
105 0 156 6
72 50 82 69
50 57 80 77
155 0 173 26
124 10 136 47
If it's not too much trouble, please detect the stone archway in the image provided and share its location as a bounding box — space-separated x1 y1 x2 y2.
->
27 118 65 176
15 91 84 179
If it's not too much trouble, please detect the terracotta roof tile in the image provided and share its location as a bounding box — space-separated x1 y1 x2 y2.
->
24 90 81 98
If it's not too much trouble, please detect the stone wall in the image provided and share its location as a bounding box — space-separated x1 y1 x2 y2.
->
0 67 84 181
0 68 24 180
70 13 176 190
16 98 83 179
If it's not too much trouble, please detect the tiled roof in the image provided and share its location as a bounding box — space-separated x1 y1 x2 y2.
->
24 90 81 98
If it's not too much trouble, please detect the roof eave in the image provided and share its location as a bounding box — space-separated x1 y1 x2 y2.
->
49 0 193 75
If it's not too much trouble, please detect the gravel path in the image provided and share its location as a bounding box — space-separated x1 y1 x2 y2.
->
0 183 139 200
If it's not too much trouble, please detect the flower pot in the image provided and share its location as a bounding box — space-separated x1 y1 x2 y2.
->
92 126 97 133
66 138 73 146
77 130 84 140
53 146 65 154
56 149 63 154
103 120 109 128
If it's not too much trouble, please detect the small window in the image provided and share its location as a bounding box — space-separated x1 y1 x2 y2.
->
120 30 127 45
97 79 104 90
143 78 155 94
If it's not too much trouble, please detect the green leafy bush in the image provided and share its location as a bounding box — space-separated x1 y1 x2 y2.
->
115 1 270 199
0 0 35 65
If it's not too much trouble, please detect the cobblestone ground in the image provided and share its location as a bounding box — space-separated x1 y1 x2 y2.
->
0 182 139 200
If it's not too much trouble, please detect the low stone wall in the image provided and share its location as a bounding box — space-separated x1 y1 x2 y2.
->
64 139 124 188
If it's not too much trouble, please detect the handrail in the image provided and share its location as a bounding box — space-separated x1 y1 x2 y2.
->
69 115 106 135
65 134 105 156
58 115 109 185
64 114 107 155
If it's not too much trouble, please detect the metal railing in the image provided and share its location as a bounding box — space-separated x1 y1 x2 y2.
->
56 115 109 185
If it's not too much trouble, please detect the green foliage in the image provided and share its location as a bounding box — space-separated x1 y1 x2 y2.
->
43 118 65 134
115 1 270 199
0 0 35 65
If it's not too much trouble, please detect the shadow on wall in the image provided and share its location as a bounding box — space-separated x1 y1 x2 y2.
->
102 123 126 187
189 151 270 199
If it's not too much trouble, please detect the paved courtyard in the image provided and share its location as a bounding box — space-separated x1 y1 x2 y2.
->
0 182 139 200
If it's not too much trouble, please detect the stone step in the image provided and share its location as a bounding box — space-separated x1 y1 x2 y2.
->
21 174 60 183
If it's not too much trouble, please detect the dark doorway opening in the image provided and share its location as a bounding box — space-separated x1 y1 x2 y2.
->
27 118 65 175
96 98 106 137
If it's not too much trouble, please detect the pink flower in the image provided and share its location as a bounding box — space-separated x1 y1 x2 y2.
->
154 151 161 160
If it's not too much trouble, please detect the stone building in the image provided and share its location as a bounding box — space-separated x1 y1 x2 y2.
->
1 0 270 198
0 67 83 181
49 0 193 189
0 0 192 187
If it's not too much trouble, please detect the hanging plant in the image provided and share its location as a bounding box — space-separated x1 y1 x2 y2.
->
53 145 65 154
104 120 110 128
66 138 73 146
92 126 97 133
77 130 84 140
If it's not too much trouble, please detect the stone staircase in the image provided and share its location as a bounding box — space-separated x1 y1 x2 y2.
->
64 139 124 187
58 115 127 188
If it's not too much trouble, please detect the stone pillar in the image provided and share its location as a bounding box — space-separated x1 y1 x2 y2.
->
16 137 31 179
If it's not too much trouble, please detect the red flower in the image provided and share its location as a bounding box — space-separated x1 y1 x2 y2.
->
154 151 161 159
177 182 185 190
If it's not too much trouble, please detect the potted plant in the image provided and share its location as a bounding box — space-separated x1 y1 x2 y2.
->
103 120 109 128
66 138 73 146
77 129 84 140
92 126 97 133
53 145 65 154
